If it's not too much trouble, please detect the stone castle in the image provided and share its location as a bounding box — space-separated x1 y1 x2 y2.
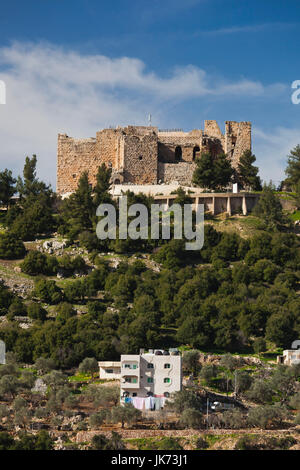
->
57 120 251 195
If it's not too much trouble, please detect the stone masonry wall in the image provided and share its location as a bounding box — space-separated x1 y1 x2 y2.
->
158 162 196 185
57 134 98 194
123 132 158 184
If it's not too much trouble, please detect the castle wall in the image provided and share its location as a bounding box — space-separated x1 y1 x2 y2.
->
95 129 123 169
57 134 98 194
158 162 196 185
123 129 158 184
225 121 251 168
204 120 223 139
57 121 252 195
158 130 202 163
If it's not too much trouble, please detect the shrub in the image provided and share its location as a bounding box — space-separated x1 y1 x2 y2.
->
89 410 107 429
21 251 58 275
78 357 98 378
248 404 288 429
195 437 209 450
0 232 26 259
27 302 47 321
221 409 247 429
33 279 63 304
180 408 203 429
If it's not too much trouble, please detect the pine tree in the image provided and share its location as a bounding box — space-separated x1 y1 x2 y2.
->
285 144 300 188
214 153 234 189
59 171 94 240
93 163 112 208
253 182 288 230
193 152 233 190
0 169 16 209
16 155 51 198
237 150 262 190
192 153 217 189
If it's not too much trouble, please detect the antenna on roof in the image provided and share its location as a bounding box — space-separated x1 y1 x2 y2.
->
148 113 152 127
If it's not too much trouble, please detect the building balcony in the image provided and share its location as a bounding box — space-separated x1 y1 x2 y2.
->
121 376 140 388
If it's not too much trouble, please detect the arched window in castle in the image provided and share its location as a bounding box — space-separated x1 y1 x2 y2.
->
193 146 200 161
175 146 182 161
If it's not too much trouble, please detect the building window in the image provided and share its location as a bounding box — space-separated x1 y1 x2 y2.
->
147 392 153 397
125 377 138 383
175 146 182 161
164 378 171 384
147 377 154 383
147 363 154 369
124 364 138 369
132 393 137 397
105 369 113 374
164 392 170 398
164 364 171 369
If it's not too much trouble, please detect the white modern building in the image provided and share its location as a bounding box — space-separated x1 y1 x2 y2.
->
98 361 121 380
120 349 182 410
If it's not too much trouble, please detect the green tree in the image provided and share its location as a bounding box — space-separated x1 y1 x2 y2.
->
93 163 113 208
170 389 203 413
17 155 51 198
285 144 300 188
182 350 201 376
192 152 216 189
237 150 262 190
20 251 58 275
33 279 63 304
180 408 203 429
27 302 47 321
110 404 141 429
59 171 94 241
253 183 288 230
246 379 274 404
193 152 233 190
78 357 99 378
0 233 25 259
89 410 108 429
0 169 16 209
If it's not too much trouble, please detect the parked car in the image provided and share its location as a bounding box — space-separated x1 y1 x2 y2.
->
210 401 235 411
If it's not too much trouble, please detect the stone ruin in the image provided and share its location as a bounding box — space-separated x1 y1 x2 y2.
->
57 120 251 195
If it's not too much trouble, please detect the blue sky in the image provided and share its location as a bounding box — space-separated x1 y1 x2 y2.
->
0 0 299 187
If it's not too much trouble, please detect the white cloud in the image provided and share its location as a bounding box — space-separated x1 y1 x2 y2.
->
0 42 288 188
195 22 298 36
253 126 300 185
